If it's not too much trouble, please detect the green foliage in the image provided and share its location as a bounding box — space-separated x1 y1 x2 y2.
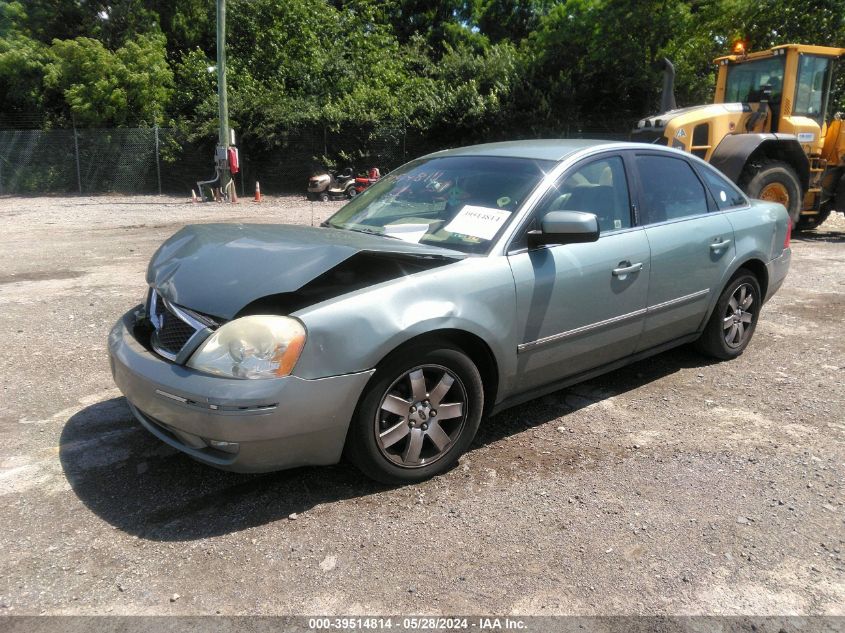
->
43 33 173 126
473 0 555 43
0 28 50 117
2 0 845 137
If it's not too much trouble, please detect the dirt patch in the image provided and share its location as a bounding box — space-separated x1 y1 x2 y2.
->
0 270 85 284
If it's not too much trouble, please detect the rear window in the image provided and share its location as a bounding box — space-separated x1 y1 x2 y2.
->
636 155 709 223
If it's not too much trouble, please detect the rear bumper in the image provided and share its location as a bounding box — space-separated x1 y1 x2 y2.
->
108 309 374 473
764 247 791 303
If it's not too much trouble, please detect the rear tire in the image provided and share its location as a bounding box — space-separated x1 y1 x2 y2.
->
345 345 484 484
695 270 761 360
740 160 802 227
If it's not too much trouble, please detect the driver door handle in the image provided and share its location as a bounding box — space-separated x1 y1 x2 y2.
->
710 238 732 251
612 262 643 276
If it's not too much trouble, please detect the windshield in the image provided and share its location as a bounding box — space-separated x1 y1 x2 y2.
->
326 155 554 254
725 56 786 104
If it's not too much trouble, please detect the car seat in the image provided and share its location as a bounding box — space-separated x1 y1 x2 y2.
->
560 185 617 229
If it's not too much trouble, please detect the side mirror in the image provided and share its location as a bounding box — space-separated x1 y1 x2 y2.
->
527 211 599 248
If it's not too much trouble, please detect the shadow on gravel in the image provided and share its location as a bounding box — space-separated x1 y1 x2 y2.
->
61 346 717 542
59 398 387 542
793 230 845 243
475 345 720 448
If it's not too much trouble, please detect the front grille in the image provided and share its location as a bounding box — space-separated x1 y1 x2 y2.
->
148 290 207 360
155 303 196 355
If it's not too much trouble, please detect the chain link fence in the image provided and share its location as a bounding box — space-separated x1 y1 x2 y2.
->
0 124 627 196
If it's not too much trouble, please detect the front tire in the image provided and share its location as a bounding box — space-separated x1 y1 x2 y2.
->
346 345 484 484
695 270 761 360
740 160 802 227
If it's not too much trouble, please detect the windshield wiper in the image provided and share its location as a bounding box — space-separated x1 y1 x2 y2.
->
344 226 402 240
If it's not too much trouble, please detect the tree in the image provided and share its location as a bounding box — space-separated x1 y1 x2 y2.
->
0 2 50 122
43 33 173 126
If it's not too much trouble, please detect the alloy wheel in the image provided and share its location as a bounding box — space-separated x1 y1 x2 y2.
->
723 282 756 348
374 364 468 468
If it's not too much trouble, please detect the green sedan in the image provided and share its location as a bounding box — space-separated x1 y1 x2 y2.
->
109 140 791 483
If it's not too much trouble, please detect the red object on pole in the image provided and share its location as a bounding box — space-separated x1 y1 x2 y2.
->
227 147 239 174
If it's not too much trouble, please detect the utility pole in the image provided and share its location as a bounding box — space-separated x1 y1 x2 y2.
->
215 0 232 200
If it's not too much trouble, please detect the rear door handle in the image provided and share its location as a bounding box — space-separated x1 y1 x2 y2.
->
710 238 732 250
612 262 643 276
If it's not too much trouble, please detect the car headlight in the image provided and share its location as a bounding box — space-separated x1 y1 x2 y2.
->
187 316 306 379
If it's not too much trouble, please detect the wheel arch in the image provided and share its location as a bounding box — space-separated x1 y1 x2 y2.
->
370 329 500 416
701 257 769 329
735 258 769 300
710 134 810 191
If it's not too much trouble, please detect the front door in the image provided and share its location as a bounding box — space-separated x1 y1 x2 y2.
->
507 154 650 392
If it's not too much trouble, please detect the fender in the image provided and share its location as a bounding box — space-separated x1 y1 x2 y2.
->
292 257 518 400
710 133 810 190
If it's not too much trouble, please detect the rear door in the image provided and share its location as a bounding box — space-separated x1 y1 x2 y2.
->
631 152 736 351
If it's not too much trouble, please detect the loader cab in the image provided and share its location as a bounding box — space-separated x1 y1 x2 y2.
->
633 43 845 231
714 44 843 153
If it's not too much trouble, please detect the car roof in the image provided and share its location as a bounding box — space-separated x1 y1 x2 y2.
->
423 139 618 162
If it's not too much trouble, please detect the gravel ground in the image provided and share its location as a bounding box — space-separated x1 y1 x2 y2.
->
0 194 843 616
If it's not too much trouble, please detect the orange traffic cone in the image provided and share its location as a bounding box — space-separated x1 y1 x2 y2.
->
253 181 262 203
191 189 198 203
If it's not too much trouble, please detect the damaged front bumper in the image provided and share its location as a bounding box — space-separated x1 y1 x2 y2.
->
108 309 374 473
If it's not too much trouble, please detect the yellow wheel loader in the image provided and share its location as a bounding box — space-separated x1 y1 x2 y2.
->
632 43 845 230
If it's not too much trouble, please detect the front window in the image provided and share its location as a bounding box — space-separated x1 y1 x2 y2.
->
793 55 833 120
535 156 631 233
725 56 786 104
326 155 554 254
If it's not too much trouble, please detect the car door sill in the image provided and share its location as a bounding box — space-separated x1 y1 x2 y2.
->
491 332 700 416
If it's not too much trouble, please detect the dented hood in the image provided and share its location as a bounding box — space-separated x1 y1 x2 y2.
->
146 223 462 319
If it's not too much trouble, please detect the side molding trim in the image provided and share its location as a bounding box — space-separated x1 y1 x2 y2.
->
517 289 709 353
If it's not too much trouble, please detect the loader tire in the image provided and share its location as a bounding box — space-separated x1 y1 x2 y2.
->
740 160 802 227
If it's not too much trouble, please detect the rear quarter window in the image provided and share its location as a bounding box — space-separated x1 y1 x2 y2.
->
696 164 748 209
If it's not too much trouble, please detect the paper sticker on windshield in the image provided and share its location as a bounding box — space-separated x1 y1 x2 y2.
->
444 205 511 241
384 223 429 244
